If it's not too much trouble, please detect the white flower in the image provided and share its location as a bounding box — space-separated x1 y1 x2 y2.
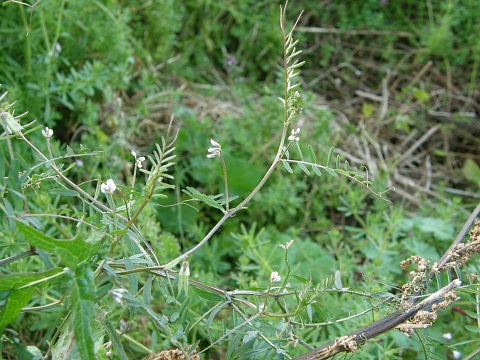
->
42 127 53 139
101 179 117 194
288 128 300 142
131 150 145 168
136 156 145 168
453 350 461 359
270 271 281 283
110 288 127 304
279 239 294 250
443 333 452 340
207 139 221 158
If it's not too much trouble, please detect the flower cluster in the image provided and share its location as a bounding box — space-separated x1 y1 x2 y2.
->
288 128 300 142
101 179 117 194
42 127 53 139
131 150 145 168
279 239 294 250
109 288 127 304
270 271 281 283
207 139 221 158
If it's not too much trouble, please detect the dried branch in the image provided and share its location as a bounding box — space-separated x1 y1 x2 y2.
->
294 280 461 360
295 202 480 359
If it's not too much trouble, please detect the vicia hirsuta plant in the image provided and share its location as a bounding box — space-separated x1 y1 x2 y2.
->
0 3 407 360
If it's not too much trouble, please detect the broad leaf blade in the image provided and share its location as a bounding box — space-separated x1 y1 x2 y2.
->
71 269 96 360
0 269 65 333
0 288 33 334
192 287 224 302
17 222 101 268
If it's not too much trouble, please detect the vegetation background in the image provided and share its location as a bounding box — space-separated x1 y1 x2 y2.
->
1 0 479 359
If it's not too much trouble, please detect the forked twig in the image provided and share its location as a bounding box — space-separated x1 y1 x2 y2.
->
294 280 461 360
295 202 480 359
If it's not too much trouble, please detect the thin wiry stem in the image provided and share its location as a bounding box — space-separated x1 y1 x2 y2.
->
163 4 304 268
219 154 230 211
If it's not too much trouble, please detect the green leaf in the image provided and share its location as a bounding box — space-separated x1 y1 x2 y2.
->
324 168 338 177
335 169 349 176
298 163 310 175
291 274 309 284
16 222 101 268
70 268 96 360
412 88 430 101
294 142 304 161
1 111 23 134
464 309 480 319
362 103 375 118
0 269 65 334
0 288 33 334
308 145 316 163
0 268 64 292
334 270 343 290
192 193 224 211
312 165 322 176
192 287 224 302
465 325 480 333
282 160 293 173
50 188 79 197
100 316 128 360
462 158 480 187
326 147 334 167
206 300 230 327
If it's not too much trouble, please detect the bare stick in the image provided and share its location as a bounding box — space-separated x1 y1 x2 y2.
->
294 280 461 360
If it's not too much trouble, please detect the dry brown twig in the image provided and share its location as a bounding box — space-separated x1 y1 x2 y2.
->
294 206 480 360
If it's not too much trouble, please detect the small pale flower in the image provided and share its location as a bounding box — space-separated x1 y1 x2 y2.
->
207 139 222 158
442 333 452 340
288 128 300 142
131 150 145 168
110 288 127 304
42 127 53 139
101 179 117 194
136 156 145 168
55 42 62 54
270 271 281 283
452 350 461 359
279 239 294 250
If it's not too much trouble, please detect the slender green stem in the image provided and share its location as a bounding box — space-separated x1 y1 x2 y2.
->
280 249 292 292
219 154 229 211
163 6 298 268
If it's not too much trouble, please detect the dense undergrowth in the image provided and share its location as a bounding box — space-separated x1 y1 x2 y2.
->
1 1 479 359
